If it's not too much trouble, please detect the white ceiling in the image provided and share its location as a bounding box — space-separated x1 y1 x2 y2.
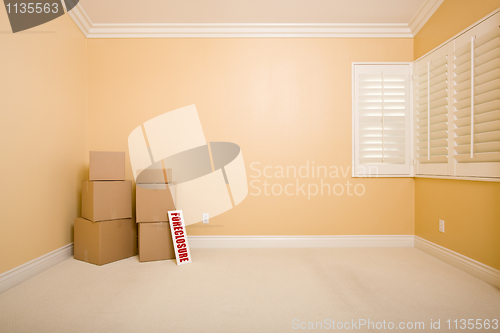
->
79 0 427 24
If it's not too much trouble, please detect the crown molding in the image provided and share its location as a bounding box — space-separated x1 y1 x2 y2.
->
83 23 413 38
67 4 414 38
67 3 92 37
69 1 448 39
408 0 444 36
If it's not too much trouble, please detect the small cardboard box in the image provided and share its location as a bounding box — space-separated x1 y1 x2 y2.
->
89 151 125 181
82 180 132 222
137 168 172 184
136 183 176 223
74 217 138 266
138 222 175 262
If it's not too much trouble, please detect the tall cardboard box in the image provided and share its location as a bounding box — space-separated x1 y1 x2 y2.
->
82 180 132 222
136 184 176 222
138 222 175 262
74 217 138 266
89 151 125 181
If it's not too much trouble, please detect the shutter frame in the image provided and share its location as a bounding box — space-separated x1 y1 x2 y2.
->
353 63 411 177
414 45 451 176
451 14 500 178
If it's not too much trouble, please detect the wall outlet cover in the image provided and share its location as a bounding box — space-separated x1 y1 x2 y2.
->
439 220 445 233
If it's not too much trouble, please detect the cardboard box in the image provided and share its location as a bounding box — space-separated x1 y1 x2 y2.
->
137 168 172 184
82 180 132 222
89 151 125 181
136 183 176 222
138 222 175 262
74 217 138 266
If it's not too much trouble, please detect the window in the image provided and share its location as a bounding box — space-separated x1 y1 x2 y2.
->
414 47 450 176
452 19 500 178
352 64 411 177
352 10 500 180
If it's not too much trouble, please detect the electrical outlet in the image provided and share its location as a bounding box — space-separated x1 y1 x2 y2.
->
203 213 209 224
439 220 445 233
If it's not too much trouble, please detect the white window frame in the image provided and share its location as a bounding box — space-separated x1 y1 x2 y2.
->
352 62 413 178
351 8 500 182
413 8 500 182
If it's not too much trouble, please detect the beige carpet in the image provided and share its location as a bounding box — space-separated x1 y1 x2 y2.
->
0 248 499 332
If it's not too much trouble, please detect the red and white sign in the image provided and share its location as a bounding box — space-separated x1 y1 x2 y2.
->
168 210 192 265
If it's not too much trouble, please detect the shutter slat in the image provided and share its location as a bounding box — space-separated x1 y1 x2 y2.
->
417 155 449 163
417 113 447 127
475 110 500 125
359 136 405 145
475 120 500 134
455 141 500 154
474 47 500 68
455 116 471 128
454 131 500 145
430 105 448 117
474 28 500 49
454 107 471 120
475 89 500 106
454 69 472 84
454 78 471 93
454 42 472 58
417 147 448 156
416 88 428 99
455 120 500 136
454 98 471 111
417 129 448 141
431 80 448 93
475 78 500 95
417 138 448 149
430 57 448 69
475 68 500 87
455 152 500 163
454 88 471 102
417 74 428 85
454 60 472 75
430 88 447 101
430 71 447 85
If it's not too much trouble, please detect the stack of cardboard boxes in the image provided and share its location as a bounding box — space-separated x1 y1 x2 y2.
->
136 168 176 262
74 152 137 265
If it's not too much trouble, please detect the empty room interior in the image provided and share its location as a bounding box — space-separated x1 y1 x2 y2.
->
1 0 499 332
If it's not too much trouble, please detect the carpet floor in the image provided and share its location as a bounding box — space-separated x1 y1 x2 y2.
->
0 248 499 332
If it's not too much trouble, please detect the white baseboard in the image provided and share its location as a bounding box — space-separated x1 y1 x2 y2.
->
188 235 415 248
415 236 500 289
0 243 73 294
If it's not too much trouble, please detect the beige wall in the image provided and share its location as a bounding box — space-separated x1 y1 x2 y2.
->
87 38 415 236
0 13 87 274
414 0 500 270
415 179 500 270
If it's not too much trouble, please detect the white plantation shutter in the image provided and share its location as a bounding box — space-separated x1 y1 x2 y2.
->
414 47 451 175
452 20 500 178
353 64 411 176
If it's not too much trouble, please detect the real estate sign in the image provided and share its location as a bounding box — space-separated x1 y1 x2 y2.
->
167 210 192 265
